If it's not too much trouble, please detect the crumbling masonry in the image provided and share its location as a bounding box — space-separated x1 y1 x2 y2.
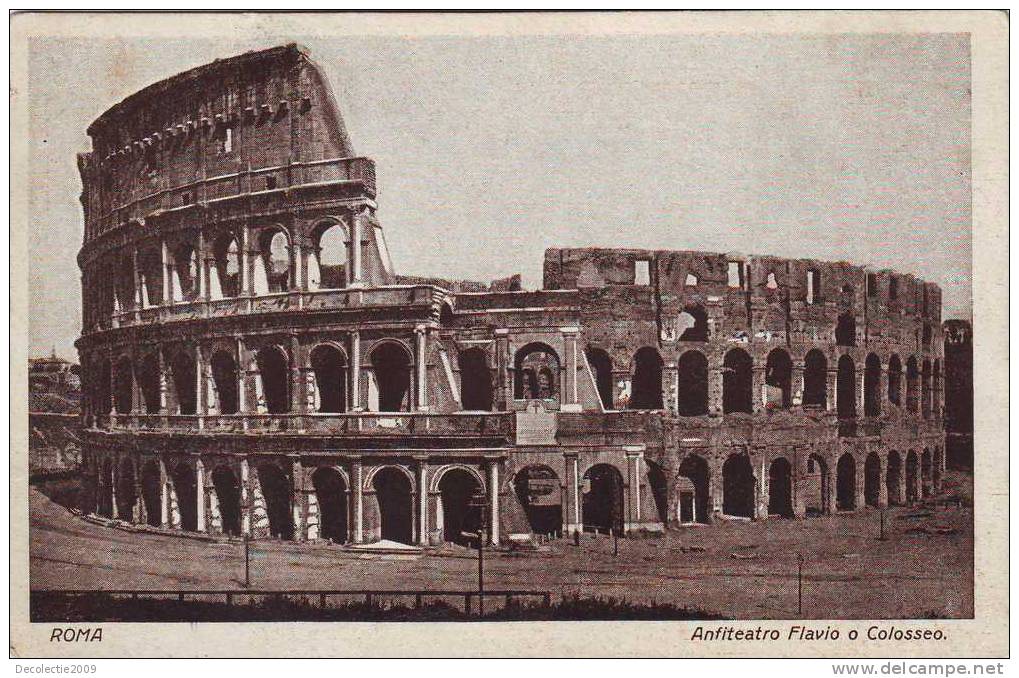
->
76 44 946 547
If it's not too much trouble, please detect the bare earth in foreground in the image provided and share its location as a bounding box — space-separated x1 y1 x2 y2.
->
29 474 973 620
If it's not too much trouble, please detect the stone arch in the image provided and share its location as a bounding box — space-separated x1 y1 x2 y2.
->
116 457 137 521
256 462 293 539
886 451 903 506
678 304 709 342
308 219 349 290
581 463 624 534
371 466 414 544
310 343 348 413
368 340 413 412
864 452 882 507
210 350 240 415
171 241 199 301
135 352 162 414
906 356 920 413
722 348 753 414
803 349 828 408
887 354 903 406
905 450 921 503
722 453 755 518
630 347 663 410
255 226 291 294
836 453 857 511
437 468 484 546
513 465 562 536
211 232 242 298
864 353 882 416
311 466 349 543
95 357 112 415
677 350 709 416
168 349 197 415
764 349 793 409
137 245 163 307
677 454 710 524
112 355 133 414
767 457 793 518
458 347 492 411
836 312 856 347
803 453 830 515
837 354 856 418
513 342 560 401
170 461 197 531
256 345 290 414
140 459 161 527
584 347 613 409
212 465 242 536
439 302 455 327
645 460 669 524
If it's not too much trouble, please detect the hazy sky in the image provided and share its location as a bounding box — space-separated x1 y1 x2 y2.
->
28 33 971 361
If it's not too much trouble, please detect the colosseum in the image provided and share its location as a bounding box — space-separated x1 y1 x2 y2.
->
75 44 946 548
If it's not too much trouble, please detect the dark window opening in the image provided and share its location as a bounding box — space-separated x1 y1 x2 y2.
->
803 349 828 408
722 454 755 518
722 349 753 414
370 343 412 412
585 347 614 410
310 344 347 413
514 343 560 401
458 348 492 411
629 347 663 410
677 350 709 416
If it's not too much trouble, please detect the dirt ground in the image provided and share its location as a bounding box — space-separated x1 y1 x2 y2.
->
29 472 973 619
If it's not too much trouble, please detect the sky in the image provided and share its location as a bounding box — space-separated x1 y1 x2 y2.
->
27 33 971 362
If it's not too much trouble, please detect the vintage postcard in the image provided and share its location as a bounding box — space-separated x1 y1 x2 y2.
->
9 10 1008 659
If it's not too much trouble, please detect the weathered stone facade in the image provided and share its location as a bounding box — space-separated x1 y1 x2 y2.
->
76 44 946 547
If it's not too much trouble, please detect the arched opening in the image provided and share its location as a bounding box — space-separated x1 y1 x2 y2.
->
212 465 242 537
921 359 932 419
171 463 197 531
837 355 856 418
513 465 562 537
886 451 903 506
98 458 114 517
172 242 199 301
764 349 792 409
136 353 161 414
369 342 412 412
905 451 919 503
169 350 197 415
864 453 882 507
921 448 932 497
438 468 483 546
113 356 133 414
210 351 240 415
582 464 624 535
804 454 829 515
310 344 348 413
678 304 709 342
457 348 492 411
887 354 902 406
906 357 920 413
255 229 290 294
256 463 293 540
115 255 135 312
513 343 560 401
723 348 753 414
309 222 349 290
646 461 669 524
933 359 942 418
630 347 663 410
140 460 161 527
95 358 112 415
933 446 943 490
116 458 137 520
864 353 882 416
212 234 241 298
767 457 793 517
677 454 710 524
803 349 828 408
256 346 290 414
439 303 455 327
585 347 614 410
722 453 755 518
677 350 709 416
836 312 856 347
372 467 413 544
138 246 163 307
311 467 348 544
836 453 857 510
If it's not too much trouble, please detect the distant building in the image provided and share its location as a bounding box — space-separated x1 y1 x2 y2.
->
29 353 80 390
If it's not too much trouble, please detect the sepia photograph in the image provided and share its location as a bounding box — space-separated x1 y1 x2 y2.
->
10 10 1008 661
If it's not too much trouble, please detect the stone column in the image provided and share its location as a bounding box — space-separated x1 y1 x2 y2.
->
240 458 251 536
196 231 207 300
415 325 429 411
349 207 363 286
350 331 362 411
792 365 805 407
877 455 889 508
708 367 724 415
856 369 866 417
159 458 170 527
290 335 304 419
132 247 142 312
161 239 172 305
236 338 246 415
292 458 304 541
195 346 206 430
493 328 510 408
564 453 581 535
559 327 581 412
752 365 765 414
625 450 642 532
663 361 679 413
826 368 838 413
239 226 250 297
416 460 428 546
488 461 500 545
352 458 364 543
195 459 206 532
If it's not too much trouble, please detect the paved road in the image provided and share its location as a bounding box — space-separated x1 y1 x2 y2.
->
29 481 973 619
